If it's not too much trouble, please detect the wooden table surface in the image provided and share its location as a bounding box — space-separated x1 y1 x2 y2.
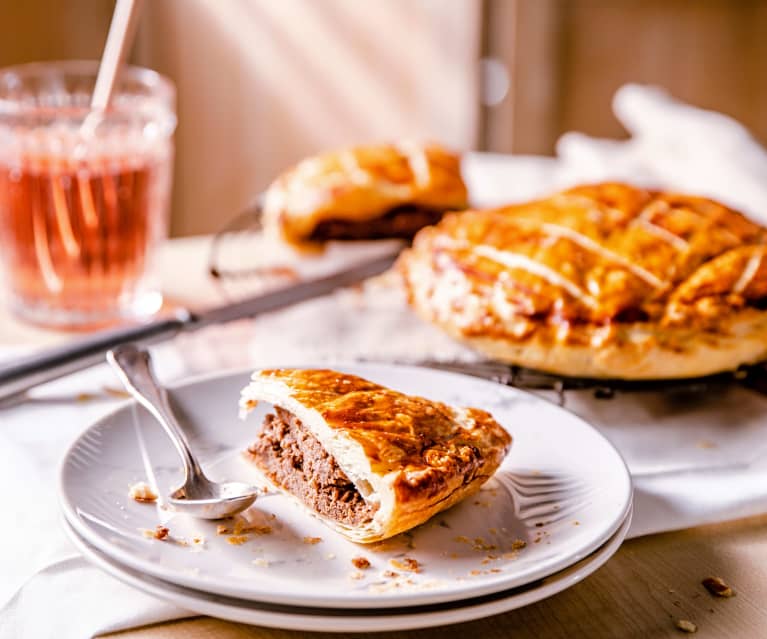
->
4 236 765 639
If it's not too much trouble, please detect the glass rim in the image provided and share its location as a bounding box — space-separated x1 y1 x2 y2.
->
0 59 176 114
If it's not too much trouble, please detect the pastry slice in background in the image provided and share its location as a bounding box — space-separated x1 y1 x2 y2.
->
262 142 467 248
239 368 511 543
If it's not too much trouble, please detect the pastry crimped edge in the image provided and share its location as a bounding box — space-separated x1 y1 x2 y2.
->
401 243 767 380
239 373 509 543
409 301 767 380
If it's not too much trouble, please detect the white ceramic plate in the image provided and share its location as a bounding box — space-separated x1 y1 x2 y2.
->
60 363 632 609
63 507 632 632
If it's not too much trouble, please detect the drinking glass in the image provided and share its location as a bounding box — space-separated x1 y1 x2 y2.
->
0 61 176 328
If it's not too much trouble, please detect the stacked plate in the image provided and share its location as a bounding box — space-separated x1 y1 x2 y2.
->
59 363 633 632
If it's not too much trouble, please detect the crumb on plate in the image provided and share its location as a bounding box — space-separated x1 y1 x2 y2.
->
128 481 158 504
141 525 169 541
352 556 371 570
389 557 420 573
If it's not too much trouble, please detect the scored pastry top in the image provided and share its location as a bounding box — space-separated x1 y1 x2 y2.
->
242 368 510 486
398 182 767 379
401 182 767 332
262 141 468 246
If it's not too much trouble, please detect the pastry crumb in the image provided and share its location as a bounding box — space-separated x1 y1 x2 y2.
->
702 576 735 597
303 536 322 545
252 558 270 567
227 535 250 545
128 481 158 504
352 556 371 570
142 525 168 540
511 539 527 550
325 553 336 560
233 516 273 535
389 557 421 573
383 570 399 578
696 440 717 450
454 535 470 544
472 538 497 551
216 524 231 535
675 619 697 633
349 571 365 580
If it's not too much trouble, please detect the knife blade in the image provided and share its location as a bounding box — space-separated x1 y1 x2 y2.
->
0 250 400 403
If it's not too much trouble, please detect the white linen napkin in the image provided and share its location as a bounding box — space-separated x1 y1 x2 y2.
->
555 84 767 222
2 84 767 637
0 348 195 639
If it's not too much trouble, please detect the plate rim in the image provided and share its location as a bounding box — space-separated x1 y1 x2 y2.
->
62 505 632 632
59 361 633 609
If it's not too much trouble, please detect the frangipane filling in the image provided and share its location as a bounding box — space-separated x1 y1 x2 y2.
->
248 407 378 526
308 206 445 241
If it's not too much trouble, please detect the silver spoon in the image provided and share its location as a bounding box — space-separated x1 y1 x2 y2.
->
107 344 258 519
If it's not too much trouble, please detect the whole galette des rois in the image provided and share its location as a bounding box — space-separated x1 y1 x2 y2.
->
399 182 767 380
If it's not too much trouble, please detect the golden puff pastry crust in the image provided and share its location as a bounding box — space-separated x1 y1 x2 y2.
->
239 369 511 543
399 182 767 380
262 142 468 247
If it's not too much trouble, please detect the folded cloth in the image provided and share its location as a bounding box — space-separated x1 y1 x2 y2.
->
556 84 767 222
3 84 767 637
0 347 193 639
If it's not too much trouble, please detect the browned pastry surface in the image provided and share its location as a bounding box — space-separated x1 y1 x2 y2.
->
240 369 511 542
399 182 767 379
262 142 467 247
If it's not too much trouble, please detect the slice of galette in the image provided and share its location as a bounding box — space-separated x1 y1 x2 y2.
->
239 369 511 543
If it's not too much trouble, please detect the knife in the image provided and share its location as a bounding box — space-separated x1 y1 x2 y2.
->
0 250 399 403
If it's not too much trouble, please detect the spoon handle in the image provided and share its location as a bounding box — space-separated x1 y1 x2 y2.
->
107 344 203 485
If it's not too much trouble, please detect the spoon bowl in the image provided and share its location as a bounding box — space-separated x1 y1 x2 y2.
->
168 480 257 519
107 344 259 519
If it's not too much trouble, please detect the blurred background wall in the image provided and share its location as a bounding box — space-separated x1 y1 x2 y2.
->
1 0 765 236
132 0 481 236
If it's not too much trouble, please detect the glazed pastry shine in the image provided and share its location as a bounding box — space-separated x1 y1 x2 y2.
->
240 369 511 543
263 141 467 247
399 183 767 379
